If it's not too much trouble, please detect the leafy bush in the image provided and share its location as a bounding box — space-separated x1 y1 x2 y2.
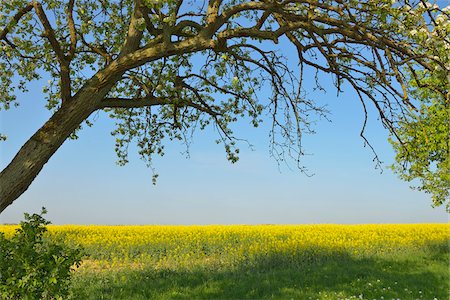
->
0 208 83 299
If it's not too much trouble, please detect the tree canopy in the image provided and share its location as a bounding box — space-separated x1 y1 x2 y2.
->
0 0 448 213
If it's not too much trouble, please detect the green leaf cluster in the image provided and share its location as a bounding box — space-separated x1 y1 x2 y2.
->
390 100 450 210
0 208 83 299
389 3 450 210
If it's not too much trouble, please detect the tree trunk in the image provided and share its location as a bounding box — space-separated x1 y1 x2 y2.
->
0 76 117 213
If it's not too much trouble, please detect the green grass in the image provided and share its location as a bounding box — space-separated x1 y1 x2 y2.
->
70 246 449 299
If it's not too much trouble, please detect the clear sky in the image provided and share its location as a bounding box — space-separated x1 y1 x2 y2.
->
0 36 448 225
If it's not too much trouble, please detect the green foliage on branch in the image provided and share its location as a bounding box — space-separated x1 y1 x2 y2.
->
389 3 450 210
0 208 83 299
390 100 449 210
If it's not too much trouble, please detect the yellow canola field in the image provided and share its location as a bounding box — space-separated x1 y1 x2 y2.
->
1 224 447 250
1 224 448 271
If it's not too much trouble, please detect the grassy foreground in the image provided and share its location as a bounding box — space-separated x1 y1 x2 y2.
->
1 224 448 299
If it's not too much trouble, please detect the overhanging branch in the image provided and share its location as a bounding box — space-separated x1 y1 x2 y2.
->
98 96 222 117
97 96 170 109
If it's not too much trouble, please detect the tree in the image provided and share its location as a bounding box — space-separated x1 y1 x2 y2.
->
0 0 448 213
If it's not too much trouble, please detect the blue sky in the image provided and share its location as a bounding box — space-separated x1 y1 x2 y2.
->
0 31 448 225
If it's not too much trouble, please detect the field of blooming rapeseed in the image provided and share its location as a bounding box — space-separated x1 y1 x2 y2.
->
0 224 448 299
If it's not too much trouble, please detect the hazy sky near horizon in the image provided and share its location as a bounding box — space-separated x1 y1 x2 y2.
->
0 30 448 225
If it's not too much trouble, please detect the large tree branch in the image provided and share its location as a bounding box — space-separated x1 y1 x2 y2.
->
66 0 77 60
206 1 272 35
98 96 170 109
119 0 145 58
217 21 308 44
140 5 161 37
33 2 72 102
98 96 222 117
206 0 223 25
33 2 65 61
99 36 214 83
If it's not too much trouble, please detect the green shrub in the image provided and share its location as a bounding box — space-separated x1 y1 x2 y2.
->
0 208 83 300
